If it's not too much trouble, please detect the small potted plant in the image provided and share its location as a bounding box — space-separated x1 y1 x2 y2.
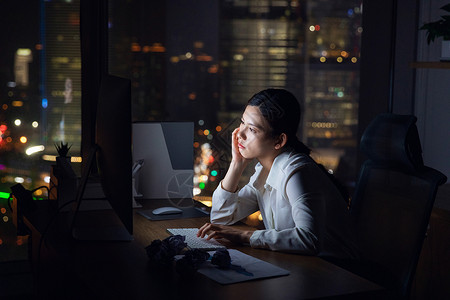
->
54 141 76 178
420 4 450 61
55 141 72 158
51 142 77 209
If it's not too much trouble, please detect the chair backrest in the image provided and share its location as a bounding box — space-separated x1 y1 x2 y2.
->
350 113 447 298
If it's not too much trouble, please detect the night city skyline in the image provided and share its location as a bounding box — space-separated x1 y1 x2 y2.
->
0 0 362 200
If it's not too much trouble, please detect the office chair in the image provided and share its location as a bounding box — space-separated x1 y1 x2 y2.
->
347 113 447 299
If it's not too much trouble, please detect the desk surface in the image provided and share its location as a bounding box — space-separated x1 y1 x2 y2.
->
27 199 385 300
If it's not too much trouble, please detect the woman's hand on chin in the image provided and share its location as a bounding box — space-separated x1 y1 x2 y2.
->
231 128 252 167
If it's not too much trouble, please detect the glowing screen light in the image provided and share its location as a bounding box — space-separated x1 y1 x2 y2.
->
26 145 45 156
14 177 25 183
17 48 31 56
0 192 10 199
193 187 201 196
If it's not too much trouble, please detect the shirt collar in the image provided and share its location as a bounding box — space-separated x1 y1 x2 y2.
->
264 150 292 191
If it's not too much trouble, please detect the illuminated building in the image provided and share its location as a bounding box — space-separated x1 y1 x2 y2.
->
14 49 33 87
109 0 167 122
302 1 362 182
218 0 362 183
43 0 81 153
0 46 42 190
0 0 82 191
219 0 306 111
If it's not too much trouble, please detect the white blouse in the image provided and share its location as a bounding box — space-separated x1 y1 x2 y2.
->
210 150 358 258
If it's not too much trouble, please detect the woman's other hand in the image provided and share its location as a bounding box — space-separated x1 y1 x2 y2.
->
231 128 251 167
220 128 251 192
197 223 253 245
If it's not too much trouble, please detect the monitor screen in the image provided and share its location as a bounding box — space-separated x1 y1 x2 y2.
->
132 122 194 201
96 74 133 235
70 74 133 241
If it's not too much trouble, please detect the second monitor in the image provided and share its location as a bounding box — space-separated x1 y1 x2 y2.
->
132 122 194 200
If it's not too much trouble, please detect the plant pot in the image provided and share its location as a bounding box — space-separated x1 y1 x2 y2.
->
55 156 77 179
441 40 450 61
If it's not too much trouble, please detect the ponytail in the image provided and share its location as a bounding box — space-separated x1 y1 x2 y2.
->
288 136 311 155
289 137 348 203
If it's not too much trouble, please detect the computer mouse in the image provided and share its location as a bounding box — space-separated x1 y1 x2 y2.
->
152 206 183 215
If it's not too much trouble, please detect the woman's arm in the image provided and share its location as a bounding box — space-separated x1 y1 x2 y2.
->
210 180 259 225
203 165 325 254
209 127 259 225
199 128 258 234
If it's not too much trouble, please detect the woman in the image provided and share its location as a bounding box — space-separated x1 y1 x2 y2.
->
197 89 358 258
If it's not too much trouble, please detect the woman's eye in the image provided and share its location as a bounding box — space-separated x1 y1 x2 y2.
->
249 127 255 133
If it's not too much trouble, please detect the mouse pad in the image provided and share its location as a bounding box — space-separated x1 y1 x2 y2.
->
138 206 209 221
175 249 290 285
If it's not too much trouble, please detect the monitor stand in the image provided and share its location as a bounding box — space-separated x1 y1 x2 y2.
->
68 145 133 242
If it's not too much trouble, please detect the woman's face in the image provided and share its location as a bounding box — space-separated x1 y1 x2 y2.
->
237 105 278 161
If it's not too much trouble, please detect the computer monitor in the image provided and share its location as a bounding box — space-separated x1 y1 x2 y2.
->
70 74 133 241
132 122 194 202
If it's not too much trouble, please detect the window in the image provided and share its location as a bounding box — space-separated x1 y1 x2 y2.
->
109 0 362 197
0 0 81 259
0 0 362 201
0 0 81 196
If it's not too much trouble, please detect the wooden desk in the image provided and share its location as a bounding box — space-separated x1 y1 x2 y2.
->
26 199 385 299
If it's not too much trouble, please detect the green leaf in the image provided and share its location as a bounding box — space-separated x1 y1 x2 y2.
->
420 5 450 44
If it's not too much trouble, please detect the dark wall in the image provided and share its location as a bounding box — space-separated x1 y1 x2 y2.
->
358 0 419 164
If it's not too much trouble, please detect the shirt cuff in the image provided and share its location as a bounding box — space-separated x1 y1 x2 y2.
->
249 230 265 248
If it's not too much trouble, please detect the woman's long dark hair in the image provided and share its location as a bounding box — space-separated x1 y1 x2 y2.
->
247 88 311 155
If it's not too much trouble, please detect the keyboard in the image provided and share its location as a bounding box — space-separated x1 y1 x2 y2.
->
166 228 225 250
